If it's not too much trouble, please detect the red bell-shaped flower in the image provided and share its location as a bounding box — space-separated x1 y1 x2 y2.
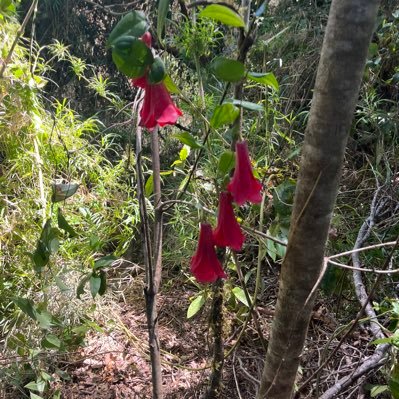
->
130 32 182 130
213 192 245 251
138 79 182 130
227 141 262 206
190 223 227 283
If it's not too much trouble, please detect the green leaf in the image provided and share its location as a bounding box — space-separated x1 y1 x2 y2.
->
52 183 79 203
210 103 240 128
32 219 57 271
148 57 166 84
229 99 264 111
76 273 91 299
390 378 399 399
98 271 107 296
370 385 389 397
371 337 393 345
265 236 277 262
30 393 44 399
218 150 235 175
90 275 102 298
145 174 154 197
173 132 202 149
2 0 13 8
247 72 279 91
35 309 55 330
40 371 53 382
199 4 245 28
211 57 245 82
108 11 149 46
55 276 69 293
163 75 180 94
111 36 154 78
32 247 49 272
273 179 296 217
178 174 190 192
368 42 378 58
13 297 36 320
41 334 61 349
57 208 77 237
157 0 170 43
94 255 117 270
25 382 39 391
179 145 190 161
232 287 250 307
187 294 205 318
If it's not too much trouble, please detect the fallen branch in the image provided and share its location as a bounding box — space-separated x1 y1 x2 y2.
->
319 344 390 399
298 186 398 395
352 188 386 339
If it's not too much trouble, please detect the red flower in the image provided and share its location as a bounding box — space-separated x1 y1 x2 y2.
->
141 31 152 47
130 32 182 130
190 223 227 283
134 78 182 130
213 192 245 251
227 140 262 206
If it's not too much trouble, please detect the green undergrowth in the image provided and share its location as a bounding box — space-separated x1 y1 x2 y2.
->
0 11 140 398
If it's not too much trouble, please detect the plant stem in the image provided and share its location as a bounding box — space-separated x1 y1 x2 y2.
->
33 137 46 225
135 122 162 398
205 278 225 399
146 127 164 398
0 0 38 79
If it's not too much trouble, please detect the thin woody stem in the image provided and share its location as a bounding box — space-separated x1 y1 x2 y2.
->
0 0 38 79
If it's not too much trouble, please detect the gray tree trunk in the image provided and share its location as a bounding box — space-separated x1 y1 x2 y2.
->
256 1 380 398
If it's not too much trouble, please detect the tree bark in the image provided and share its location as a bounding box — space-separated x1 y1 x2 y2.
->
256 1 380 398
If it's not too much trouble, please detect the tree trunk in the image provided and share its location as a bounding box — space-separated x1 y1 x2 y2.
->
256 1 380 398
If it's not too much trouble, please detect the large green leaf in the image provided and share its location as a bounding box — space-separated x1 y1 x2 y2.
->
90 274 102 298
148 57 166 84
111 36 154 78
211 57 245 82
210 103 240 128
199 4 245 28
98 271 107 296
35 309 56 330
187 294 205 318
248 72 279 91
273 179 296 217
173 132 202 149
179 145 190 161
145 174 154 197
57 208 77 237
108 11 149 45
370 386 389 398
94 255 117 270
229 99 264 112
13 297 36 320
76 273 91 299
41 334 61 349
232 287 250 307
32 220 59 272
52 183 79 203
218 150 235 175
163 75 180 94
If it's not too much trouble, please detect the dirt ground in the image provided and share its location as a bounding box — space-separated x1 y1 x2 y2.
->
1 264 383 399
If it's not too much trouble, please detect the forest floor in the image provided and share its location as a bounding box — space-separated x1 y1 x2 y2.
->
49 266 377 399
56 270 274 399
